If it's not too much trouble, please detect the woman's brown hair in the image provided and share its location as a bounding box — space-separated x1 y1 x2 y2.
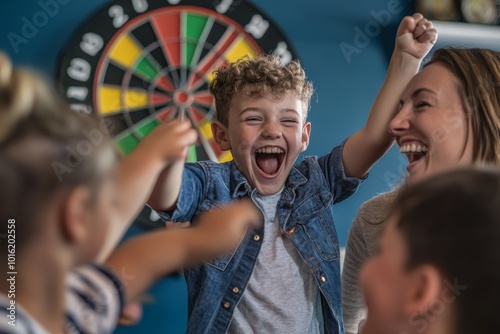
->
425 47 500 165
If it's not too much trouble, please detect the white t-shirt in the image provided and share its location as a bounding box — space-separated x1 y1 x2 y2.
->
228 190 324 333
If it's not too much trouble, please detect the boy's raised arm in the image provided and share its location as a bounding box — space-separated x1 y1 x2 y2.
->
342 13 437 178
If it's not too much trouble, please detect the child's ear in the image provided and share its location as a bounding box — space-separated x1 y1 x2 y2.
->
403 265 442 316
301 122 311 152
61 186 91 244
212 121 231 151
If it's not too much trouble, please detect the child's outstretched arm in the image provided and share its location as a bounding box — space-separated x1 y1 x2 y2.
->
342 13 437 178
98 120 198 261
104 199 262 305
147 158 184 212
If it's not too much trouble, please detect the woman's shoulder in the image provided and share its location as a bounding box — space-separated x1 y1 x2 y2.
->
357 189 399 224
350 189 400 252
353 188 399 249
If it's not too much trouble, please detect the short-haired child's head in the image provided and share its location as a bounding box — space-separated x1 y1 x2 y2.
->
209 53 313 127
390 167 500 334
362 167 500 334
0 53 115 257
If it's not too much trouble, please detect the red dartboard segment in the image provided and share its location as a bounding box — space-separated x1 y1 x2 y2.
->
157 106 177 122
193 91 214 107
151 13 181 68
156 106 177 122
209 139 224 157
155 75 176 93
188 106 210 124
57 0 299 162
149 93 172 106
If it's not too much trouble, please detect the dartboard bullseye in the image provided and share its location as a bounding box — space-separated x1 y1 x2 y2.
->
58 0 298 162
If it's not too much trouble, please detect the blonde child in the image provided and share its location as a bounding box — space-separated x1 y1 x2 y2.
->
0 54 261 334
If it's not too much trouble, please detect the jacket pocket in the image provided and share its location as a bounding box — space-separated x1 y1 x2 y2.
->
195 201 240 271
292 191 340 261
204 236 244 271
205 252 235 271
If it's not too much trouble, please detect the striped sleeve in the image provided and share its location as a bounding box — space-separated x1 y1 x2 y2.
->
0 293 48 334
66 264 125 334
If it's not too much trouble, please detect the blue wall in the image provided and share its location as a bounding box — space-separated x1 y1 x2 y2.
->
0 0 411 332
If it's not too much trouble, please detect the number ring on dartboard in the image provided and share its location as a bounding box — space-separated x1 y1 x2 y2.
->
58 0 298 163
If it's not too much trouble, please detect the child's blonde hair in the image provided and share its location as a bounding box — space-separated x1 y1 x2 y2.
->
0 53 114 250
209 53 314 126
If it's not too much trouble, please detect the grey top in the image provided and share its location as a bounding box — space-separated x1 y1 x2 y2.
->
228 189 324 334
341 190 399 334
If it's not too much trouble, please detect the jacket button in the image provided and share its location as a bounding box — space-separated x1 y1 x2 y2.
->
223 301 231 309
232 287 240 294
320 276 326 283
253 234 260 242
287 227 296 236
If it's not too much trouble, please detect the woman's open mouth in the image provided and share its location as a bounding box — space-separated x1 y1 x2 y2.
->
400 143 428 164
255 146 286 177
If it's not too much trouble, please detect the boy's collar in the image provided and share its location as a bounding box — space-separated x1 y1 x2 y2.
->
286 167 308 190
229 162 307 198
230 162 252 198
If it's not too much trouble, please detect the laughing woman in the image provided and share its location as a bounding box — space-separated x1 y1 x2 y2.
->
341 47 500 334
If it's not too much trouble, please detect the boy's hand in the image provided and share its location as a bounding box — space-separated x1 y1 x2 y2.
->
193 199 262 257
140 119 198 165
396 13 438 61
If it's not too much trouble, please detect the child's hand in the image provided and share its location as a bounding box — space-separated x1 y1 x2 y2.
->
396 13 438 61
194 199 262 257
141 119 198 165
118 302 143 326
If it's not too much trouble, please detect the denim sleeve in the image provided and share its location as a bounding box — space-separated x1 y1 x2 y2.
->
157 162 207 223
316 140 368 204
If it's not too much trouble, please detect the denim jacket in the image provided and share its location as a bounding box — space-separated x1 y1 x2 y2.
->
157 143 365 334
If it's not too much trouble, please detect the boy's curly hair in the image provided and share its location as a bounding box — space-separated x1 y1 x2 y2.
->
209 53 313 126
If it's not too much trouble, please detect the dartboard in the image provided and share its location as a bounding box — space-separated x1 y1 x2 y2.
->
57 0 298 162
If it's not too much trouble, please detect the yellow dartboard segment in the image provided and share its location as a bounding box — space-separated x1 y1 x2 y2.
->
109 34 142 68
99 86 149 114
225 36 255 64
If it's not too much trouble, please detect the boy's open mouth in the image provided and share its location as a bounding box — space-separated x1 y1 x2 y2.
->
400 143 428 164
255 146 285 176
